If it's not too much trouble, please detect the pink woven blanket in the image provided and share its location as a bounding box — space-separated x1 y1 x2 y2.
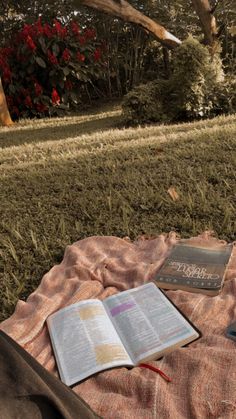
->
1 232 236 418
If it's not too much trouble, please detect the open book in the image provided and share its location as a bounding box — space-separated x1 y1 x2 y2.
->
154 242 233 295
47 283 199 386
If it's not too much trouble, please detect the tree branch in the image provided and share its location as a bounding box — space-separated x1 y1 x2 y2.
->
80 0 181 49
191 0 218 47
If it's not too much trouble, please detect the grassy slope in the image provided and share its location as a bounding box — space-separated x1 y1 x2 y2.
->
0 105 235 321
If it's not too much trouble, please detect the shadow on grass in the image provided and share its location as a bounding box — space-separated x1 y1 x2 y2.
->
0 112 123 149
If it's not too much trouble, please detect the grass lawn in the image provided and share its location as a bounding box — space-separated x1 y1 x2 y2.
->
0 102 235 321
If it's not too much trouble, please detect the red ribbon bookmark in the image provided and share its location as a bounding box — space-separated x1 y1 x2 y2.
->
139 363 172 383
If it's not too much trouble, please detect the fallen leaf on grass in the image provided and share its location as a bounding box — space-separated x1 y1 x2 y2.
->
167 187 180 201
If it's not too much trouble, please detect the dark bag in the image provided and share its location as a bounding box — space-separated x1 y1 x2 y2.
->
0 330 101 419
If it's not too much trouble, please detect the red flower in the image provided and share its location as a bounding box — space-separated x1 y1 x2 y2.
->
35 17 44 35
44 23 53 38
78 35 86 46
52 88 60 105
54 20 67 38
84 28 96 40
77 51 85 62
26 35 36 51
62 48 70 62
24 95 33 108
21 24 34 38
93 48 101 62
54 20 62 33
71 21 80 35
47 50 58 66
34 82 43 96
61 28 67 38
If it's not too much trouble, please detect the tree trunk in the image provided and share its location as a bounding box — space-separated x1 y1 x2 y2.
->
81 0 181 49
191 0 218 47
0 77 14 126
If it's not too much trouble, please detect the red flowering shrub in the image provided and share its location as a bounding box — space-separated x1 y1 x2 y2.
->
26 35 37 51
0 17 105 119
62 48 71 62
51 88 60 105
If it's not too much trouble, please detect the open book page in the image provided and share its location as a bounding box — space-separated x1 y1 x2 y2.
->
47 300 133 386
103 283 199 365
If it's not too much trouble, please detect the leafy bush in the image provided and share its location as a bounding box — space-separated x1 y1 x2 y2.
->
167 37 224 120
209 73 236 115
122 37 234 125
0 18 105 119
122 80 169 125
